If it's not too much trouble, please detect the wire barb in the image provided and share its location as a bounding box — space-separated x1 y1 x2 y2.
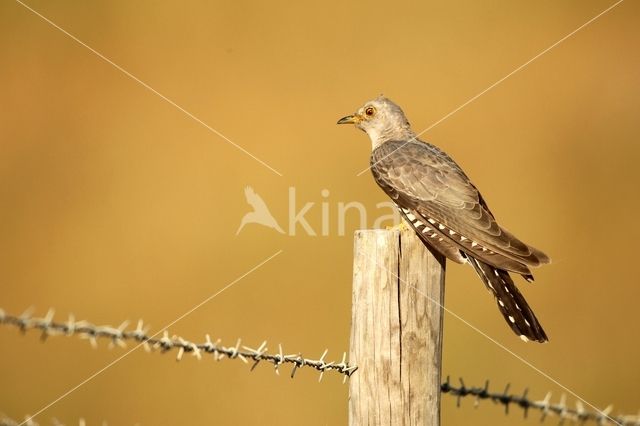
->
0 307 357 380
441 376 640 425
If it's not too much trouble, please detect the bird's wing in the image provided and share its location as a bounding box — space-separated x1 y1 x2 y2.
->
371 140 550 270
244 186 256 200
244 186 268 211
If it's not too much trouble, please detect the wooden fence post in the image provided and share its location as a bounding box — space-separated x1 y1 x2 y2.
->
349 229 446 426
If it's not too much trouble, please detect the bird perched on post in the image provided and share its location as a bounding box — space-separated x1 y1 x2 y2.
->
338 96 550 343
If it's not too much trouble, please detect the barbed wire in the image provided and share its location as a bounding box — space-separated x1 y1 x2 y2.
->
2 308 637 425
4 379 637 426
441 376 640 425
0 307 356 381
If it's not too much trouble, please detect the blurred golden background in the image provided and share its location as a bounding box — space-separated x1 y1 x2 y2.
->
1 0 639 424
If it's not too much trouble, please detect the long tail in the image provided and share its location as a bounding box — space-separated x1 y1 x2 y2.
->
466 255 548 343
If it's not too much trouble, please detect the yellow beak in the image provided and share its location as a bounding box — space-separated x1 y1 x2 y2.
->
337 115 356 125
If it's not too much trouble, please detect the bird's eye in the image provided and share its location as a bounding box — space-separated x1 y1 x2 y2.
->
365 107 376 117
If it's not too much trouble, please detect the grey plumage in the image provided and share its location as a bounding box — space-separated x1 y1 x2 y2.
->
339 96 551 343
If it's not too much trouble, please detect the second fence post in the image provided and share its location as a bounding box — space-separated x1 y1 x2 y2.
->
349 229 446 426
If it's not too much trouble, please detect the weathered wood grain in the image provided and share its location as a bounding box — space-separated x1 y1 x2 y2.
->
349 229 446 426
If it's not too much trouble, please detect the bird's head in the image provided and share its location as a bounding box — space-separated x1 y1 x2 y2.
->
337 95 415 148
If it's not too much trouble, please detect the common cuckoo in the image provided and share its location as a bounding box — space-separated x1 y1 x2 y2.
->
338 96 550 343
